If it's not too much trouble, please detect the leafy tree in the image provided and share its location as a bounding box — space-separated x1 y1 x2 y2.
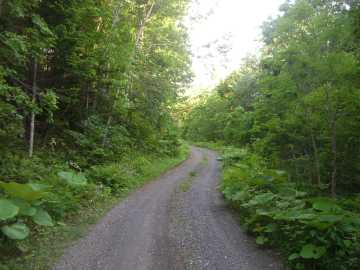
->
183 0 360 195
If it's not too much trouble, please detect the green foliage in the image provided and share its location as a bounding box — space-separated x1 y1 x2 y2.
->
32 208 53 226
58 171 88 187
0 199 19 220
11 199 36 216
88 164 135 194
0 145 189 266
299 244 326 260
0 0 191 165
0 182 48 202
1 223 30 240
0 0 191 262
181 1 360 269
0 181 54 242
183 0 360 195
219 146 360 270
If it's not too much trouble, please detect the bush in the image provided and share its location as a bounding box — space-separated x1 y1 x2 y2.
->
220 147 360 270
88 164 136 194
0 141 188 266
0 182 54 241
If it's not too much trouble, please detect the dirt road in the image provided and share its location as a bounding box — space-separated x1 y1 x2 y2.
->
54 147 283 270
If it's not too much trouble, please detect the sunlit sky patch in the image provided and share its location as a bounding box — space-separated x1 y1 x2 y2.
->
184 0 285 95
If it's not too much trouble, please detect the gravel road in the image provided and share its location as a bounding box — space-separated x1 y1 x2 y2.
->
54 147 283 270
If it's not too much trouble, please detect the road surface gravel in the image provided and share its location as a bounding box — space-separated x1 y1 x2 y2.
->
54 147 283 270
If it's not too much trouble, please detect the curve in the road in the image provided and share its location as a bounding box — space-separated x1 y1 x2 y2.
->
54 147 283 270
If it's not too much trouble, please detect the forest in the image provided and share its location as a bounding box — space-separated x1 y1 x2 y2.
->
183 1 360 269
0 0 191 268
1 0 360 269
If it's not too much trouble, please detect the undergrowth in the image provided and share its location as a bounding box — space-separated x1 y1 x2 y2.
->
0 144 190 269
200 142 360 270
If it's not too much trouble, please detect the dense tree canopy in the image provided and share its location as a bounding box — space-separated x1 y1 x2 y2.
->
0 0 192 163
182 2 360 268
184 0 360 196
1 0 360 268
0 1 192 260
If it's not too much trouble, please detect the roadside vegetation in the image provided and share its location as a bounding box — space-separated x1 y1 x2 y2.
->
179 170 197 192
0 0 191 268
183 1 360 269
1 144 189 269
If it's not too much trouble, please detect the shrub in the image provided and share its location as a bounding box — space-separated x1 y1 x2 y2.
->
88 164 136 194
0 182 53 241
220 147 360 270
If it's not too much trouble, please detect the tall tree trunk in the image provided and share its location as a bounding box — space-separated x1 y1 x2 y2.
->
84 84 90 127
0 0 3 17
324 85 337 198
102 1 156 146
305 107 322 187
100 4 124 146
330 114 337 198
135 1 156 50
310 131 321 187
29 60 38 158
290 147 300 184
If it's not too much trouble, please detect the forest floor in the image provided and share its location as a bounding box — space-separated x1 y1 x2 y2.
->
53 147 283 270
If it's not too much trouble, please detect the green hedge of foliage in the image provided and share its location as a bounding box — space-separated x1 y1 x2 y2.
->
0 143 189 262
220 147 360 270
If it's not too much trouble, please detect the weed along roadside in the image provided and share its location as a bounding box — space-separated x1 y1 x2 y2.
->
193 142 360 270
179 170 197 192
181 2 360 269
0 144 190 270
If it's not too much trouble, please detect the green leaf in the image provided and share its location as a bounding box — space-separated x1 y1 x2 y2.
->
0 199 19 220
300 244 326 259
32 208 53 226
28 183 49 191
343 240 352 248
274 209 316 221
295 191 307 198
32 15 54 36
58 171 87 186
248 192 275 206
256 236 267 245
317 214 342 223
232 190 248 201
288 253 299 261
276 200 291 209
278 187 297 197
11 199 36 216
0 181 47 202
274 170 286 176
264 223 277 233
1 223 29 240
234 163 249 169
312 198 341 212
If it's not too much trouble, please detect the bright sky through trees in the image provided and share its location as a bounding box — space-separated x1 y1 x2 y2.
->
185 0 285 94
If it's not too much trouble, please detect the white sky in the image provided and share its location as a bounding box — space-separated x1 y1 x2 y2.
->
184 0 285 95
